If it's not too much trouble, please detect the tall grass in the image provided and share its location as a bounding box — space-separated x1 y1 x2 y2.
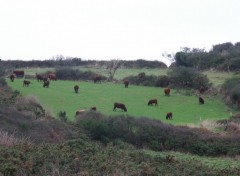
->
0 129 31 147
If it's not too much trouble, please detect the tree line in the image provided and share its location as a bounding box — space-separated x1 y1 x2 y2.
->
172 42 240 71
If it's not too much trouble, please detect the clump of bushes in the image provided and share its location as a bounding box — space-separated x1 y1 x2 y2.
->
15 95 45 118
55 67 107 81
123 67 210 90
76 112 240 157
221 77 240 108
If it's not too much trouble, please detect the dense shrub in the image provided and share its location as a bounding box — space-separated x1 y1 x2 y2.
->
123 67 210 89
55 67 107 81
76 112 240 157
221 77 240 107
167 66 210 89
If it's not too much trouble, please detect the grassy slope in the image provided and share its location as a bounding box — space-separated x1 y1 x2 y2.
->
7 78 237 125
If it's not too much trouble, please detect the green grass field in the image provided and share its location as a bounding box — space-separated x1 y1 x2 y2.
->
7 78 237 125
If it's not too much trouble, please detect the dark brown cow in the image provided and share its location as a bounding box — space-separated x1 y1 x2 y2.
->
199 96 204 104
23 80 31 87
113 103 127 112
43 80 50 88
13 70 24 78
48 73 57 81
166 112 173 120
124 80 129 88
164 88 170 96
74 85 79 93
10 74 15 82
148 99 158 106
93 75 101 83
91 107 97 111
36 73 48 82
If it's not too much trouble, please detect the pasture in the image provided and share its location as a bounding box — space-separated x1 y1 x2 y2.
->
7 78 236 125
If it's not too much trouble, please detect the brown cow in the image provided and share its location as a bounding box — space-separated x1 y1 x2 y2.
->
23 80 31 87
43 80 50 88
10 74 15 82
13 70 24 78
164 88 170 96
36 73 48 82
124 80 129 88
148 99 158 106
166 112 173 120
91 107 97 111
75 110 86 117
113 103 127 112
74 85 79 93
48 73 57 81
93 75 101 83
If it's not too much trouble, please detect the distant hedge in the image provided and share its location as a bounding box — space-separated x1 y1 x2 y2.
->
123 67 210 89
55 67 107 81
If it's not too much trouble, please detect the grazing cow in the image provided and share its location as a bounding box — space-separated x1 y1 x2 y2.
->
91 107 97 111
148 99 158 106
43 80 50 88
166 112 173 120
164 87 171 96
48 73 57 81
13 70 24 78
36 73 47 82
113 103 127 112
124 80 129 88
199 96 204 104
93 75 101 83
10 74 15 82
74 85 79 93
23 80 31 87
75 110 86 117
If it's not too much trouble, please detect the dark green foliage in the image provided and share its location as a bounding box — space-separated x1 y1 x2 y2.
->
172 42 240 71
58 111 67 122
55 67 107 81
76 112 240 157
167 67 210 89
123 67 210 89
222 78 240 107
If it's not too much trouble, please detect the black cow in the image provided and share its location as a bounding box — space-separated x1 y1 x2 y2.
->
10 74 15 82
199 96 204 104
113 103 127 112
148 99 158 106
74 85 79 93
23 80 31 87
91 107 97 111
124 80 129 88
43 80 50 88
93 75 102 83
166 112 173 120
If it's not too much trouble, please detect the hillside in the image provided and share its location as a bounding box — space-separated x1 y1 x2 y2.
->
1 79 240 175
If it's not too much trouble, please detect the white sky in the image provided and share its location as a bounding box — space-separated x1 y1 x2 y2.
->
0 0 239 65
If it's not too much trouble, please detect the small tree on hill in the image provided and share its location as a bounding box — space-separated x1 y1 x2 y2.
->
106 59 124 81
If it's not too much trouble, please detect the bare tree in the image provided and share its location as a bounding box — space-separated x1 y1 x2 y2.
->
106 59 124 81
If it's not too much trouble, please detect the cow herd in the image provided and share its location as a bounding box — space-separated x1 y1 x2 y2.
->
9 71 205 120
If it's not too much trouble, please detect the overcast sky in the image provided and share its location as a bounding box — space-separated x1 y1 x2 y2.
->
0 0 239 65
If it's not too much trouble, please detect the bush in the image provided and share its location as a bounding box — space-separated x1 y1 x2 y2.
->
76 112 240 157
55 67 107 81
222 78 240 108
167 67 210 89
